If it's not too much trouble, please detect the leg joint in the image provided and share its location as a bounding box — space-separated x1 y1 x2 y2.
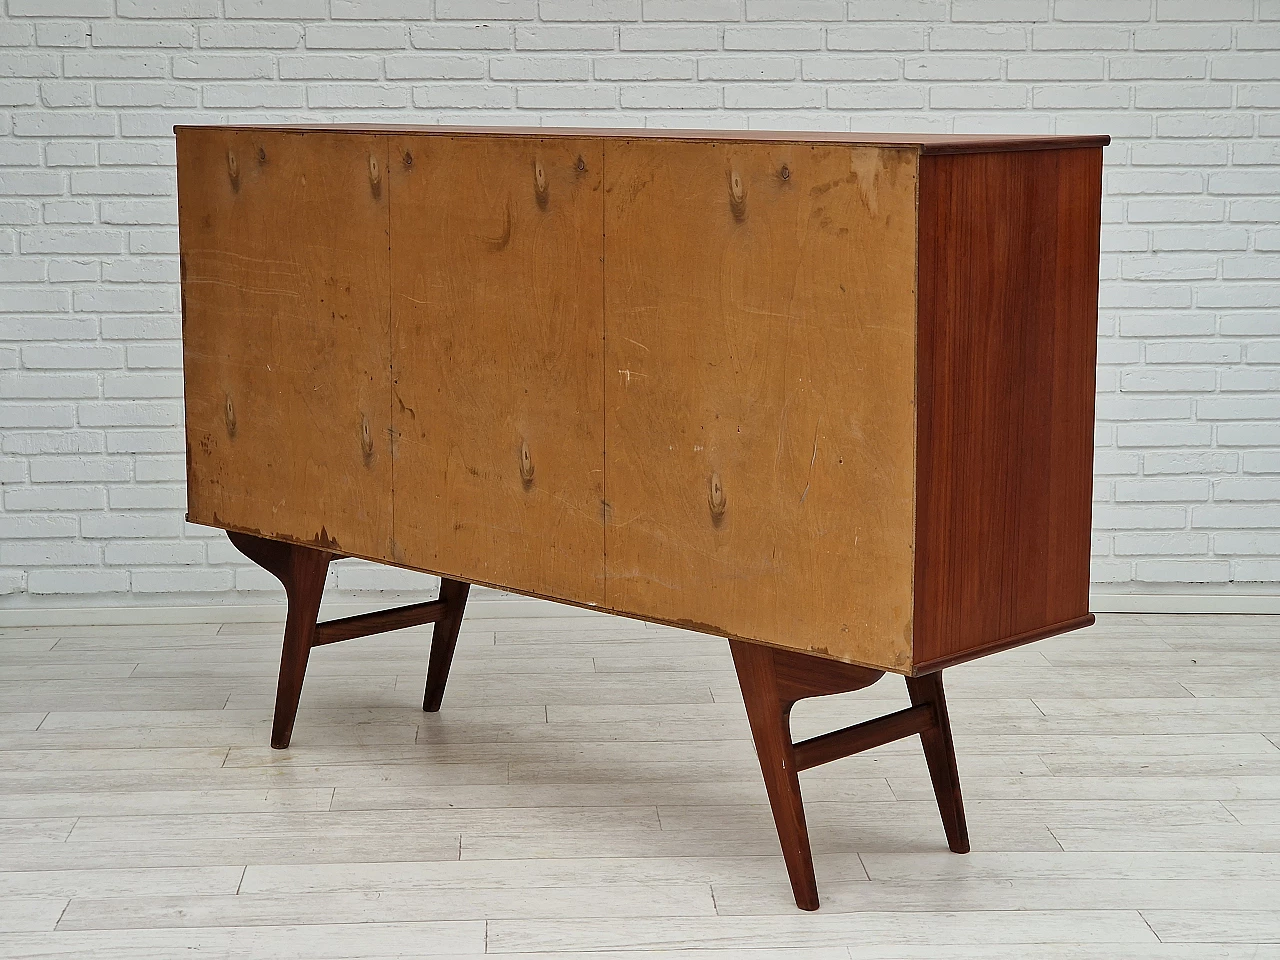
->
792 702 936 772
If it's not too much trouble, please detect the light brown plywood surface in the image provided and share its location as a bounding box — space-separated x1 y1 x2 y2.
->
388 136 606 606
602 140 919 671
178 129 393 560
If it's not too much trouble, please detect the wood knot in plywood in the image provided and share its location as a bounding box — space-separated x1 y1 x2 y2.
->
256 145 267 165
360 413 374 465
226 150 239 192
368 153 382 200
534 159 549 210
520 440 535 487
708 472 726 525
402 149 413 168
224 393 236 438
728 169 746 222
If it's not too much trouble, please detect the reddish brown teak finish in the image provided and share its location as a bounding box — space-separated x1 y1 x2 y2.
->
913 147 1103 671
176 125 1106 911
729 641 968 910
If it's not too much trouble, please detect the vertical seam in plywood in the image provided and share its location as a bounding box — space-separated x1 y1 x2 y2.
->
909 147 921 674
601 138 609 609
385 135 396 565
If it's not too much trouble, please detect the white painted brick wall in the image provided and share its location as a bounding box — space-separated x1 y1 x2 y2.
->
1 0 1278 606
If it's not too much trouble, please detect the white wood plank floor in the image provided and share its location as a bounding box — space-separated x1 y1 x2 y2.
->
2 607 1279 958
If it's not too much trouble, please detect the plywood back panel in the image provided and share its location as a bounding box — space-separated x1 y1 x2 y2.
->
603 140 919 671
177 125 1103 673
388 136 606 606
178 129 393 559
913 147 1103 671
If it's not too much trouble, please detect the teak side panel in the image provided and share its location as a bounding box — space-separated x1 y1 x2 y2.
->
913 147 1103 671
603 140 919 671
178 129 393 559
388 135 606 605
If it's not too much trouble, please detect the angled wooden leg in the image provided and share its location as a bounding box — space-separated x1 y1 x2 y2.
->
730 640 818 910
730 640 886 911
730 640 970 910
905 671 970 854
228 531 332 749
422 577 470 712
228 531 470 745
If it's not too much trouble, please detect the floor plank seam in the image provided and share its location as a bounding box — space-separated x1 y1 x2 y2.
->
1221 801 1243 825
854 853 871 882
1138 909 1164 944
1046 824 1066 852
52 897 70 931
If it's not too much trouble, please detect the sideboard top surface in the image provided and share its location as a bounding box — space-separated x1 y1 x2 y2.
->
173 123 1109 155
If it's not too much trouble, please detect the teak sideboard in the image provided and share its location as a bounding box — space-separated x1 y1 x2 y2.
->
176 124 1107 910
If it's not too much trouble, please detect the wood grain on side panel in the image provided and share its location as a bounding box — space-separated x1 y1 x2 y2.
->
913 147 1103 672
604 140 919 671
388 136 606 606
178 129 393 560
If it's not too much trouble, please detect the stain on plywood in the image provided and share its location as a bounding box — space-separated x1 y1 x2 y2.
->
178 129 393 560
388 136 606 606
602 141 919 671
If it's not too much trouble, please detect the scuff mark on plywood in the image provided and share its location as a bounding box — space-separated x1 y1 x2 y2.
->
603 139 917 671
178 128 393 560
799 418 820 505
